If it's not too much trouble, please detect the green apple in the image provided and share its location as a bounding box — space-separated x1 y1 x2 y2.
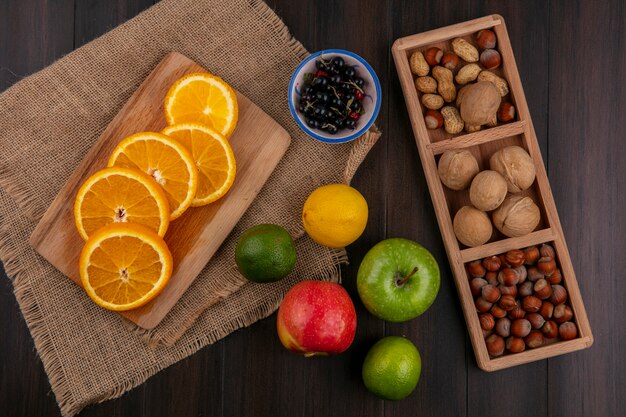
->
357 238 440 322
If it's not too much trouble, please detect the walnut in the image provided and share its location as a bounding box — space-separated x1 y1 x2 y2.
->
453 206 493 247
459 81 500 131
469 170 508 211
492 196 541 237
437 150 479 190
489 146 536 193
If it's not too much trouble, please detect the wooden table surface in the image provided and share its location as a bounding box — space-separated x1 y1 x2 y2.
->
1 1 625 416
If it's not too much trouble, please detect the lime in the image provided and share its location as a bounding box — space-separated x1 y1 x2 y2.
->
362 336 421 400
302 184 368 248
235 224 296 283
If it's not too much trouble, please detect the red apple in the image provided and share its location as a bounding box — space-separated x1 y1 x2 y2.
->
277 281 357 356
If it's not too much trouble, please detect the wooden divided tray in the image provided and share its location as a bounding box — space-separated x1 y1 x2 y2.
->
29 52 291 329
392 15 592 371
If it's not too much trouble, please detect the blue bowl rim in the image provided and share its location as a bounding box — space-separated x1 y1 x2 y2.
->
288 49 382 144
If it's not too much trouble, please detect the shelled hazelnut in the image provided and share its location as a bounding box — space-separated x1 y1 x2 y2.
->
468 244 578 357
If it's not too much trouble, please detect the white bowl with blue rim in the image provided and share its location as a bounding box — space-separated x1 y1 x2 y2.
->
288 49 381 144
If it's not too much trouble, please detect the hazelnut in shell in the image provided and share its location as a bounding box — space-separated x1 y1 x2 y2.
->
459 81 501 130
468 260 486 278
559 322 578 340
480 49 501 70
485 334 505 357
495 317 511 338
524 330 545 348
437 149 480 190
492 195 541 237
482 256 501 272
489 146 536 193
470 277 488 296
453 206 493 247
469 170 508 211
506 336 526 353
542 320 558 338
476 29 497 49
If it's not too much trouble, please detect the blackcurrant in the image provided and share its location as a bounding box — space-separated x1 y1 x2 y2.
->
315 91 330 104
326 124 339 134
314 107 328 118
343 67 356 78
332 56 345 70
350 100 362 112
334 118 345 128
312 77 328 88
306 118 320 129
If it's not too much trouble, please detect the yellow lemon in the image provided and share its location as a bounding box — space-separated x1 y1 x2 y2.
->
302 184 368 248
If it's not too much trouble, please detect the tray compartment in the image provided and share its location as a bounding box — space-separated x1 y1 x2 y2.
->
398 29 521 144
462 238 592 371
434 134 551 248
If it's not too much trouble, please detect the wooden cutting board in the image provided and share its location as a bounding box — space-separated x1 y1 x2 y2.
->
29 52 291 329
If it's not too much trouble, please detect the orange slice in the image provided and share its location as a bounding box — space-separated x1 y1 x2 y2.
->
164 72 239 137
79 223 173 311
74 167 170 240
162 123 237 206
108 132 198 220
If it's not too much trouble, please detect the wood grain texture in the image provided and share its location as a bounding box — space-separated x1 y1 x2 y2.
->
1 1 625 416
28 51 291 329
386 2 471 417
547 2 626 416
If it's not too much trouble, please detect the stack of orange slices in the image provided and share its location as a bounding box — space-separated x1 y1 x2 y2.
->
74 73 239 311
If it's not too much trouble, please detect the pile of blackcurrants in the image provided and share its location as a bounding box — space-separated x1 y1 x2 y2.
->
297 55 367 135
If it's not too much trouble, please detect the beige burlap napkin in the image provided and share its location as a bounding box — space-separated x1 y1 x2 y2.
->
0 0 381 415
